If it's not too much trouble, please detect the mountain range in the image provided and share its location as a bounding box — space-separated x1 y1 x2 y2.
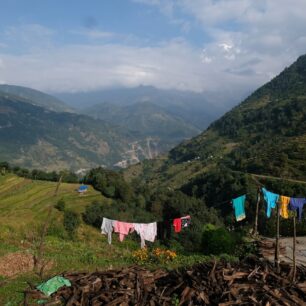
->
0 84 219 170
0 90 132 171
83 101 200 154
125 54 306 193
3 52 305 175
56 85 228 130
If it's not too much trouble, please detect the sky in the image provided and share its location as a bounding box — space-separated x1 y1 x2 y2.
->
0 0 306 98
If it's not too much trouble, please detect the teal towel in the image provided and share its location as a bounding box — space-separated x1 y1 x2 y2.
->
232 195 246 221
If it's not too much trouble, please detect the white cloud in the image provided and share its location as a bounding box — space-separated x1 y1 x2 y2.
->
1 0 306 107
0 41 209 93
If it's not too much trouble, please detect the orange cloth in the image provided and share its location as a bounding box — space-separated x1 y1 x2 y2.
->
279 195 290 219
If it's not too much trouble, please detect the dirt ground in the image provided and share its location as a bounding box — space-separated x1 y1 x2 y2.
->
0 252 34 277
264 236 306 266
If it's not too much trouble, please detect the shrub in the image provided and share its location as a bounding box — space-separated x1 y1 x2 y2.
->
63 210 81 238
55 199 66 212
82 201 104 228
201 224 236 255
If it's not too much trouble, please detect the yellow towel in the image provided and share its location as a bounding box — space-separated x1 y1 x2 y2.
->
279 195 290 219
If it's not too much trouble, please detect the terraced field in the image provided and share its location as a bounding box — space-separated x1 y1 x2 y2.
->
0 174 104 230
0 174 138 304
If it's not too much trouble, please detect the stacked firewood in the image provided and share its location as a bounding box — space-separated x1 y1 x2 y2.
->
24 257 306 305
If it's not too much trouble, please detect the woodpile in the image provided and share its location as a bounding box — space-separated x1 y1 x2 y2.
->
24 257 306 305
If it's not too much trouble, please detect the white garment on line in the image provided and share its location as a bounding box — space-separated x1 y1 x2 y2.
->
101 217 114 244
133 222 157 248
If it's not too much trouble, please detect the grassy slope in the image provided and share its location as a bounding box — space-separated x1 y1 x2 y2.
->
0 174 137 304
0 174 215 304
0 174 102 230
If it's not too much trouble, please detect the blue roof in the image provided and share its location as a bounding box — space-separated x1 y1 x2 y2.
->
78 185 88 191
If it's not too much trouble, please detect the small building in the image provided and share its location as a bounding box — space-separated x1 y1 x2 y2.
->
78 185 88 193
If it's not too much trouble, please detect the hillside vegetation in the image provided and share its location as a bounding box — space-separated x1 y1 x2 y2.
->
0 174 103 232
0 173 137 304
0 93 133 170
0 84 72 113
0 172 221 304
0 85 209 170
125 54 306 238
84 101 200 156
127 54 306 188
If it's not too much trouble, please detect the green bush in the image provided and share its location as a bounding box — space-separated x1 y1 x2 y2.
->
201 224 236 255
82 201 104 228
55 199 66 212
63 210 81 238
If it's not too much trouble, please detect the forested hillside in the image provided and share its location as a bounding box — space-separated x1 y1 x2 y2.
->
58 85 223 130
125 54 306 236
0 84 73 113
0 92 132 170
170 54 306 178
84 101 200 155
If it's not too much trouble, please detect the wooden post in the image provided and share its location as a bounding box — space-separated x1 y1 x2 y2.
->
275 201 280 273
54 174 63 196
253 188 260 236
292 212 297 283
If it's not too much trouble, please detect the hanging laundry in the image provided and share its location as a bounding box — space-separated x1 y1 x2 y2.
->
134 222 157 248
114 221 134 241
173 218 182 233
232 195 246 221
173 215 191 233
279 196 290 219
289 198 306 222
181 215 191 228
262 188 279 218
101 217 114 244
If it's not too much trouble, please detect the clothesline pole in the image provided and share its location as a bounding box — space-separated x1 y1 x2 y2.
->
275 201 280 273
253 188 260 236
292 212 297 283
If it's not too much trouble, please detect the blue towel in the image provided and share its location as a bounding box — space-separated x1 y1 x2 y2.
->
262 188 279 218
232 195 246 221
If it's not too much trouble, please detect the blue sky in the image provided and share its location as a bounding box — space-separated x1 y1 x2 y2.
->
0 0 205 49
0 0 306 100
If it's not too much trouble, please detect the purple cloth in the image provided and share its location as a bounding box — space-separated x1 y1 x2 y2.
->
289 198 306 221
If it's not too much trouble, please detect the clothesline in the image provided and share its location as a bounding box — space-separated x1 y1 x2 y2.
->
232 187 306 223
101 215 191 248
232 170 306 186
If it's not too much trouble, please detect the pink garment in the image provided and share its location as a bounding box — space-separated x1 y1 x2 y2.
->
114 221 134 241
